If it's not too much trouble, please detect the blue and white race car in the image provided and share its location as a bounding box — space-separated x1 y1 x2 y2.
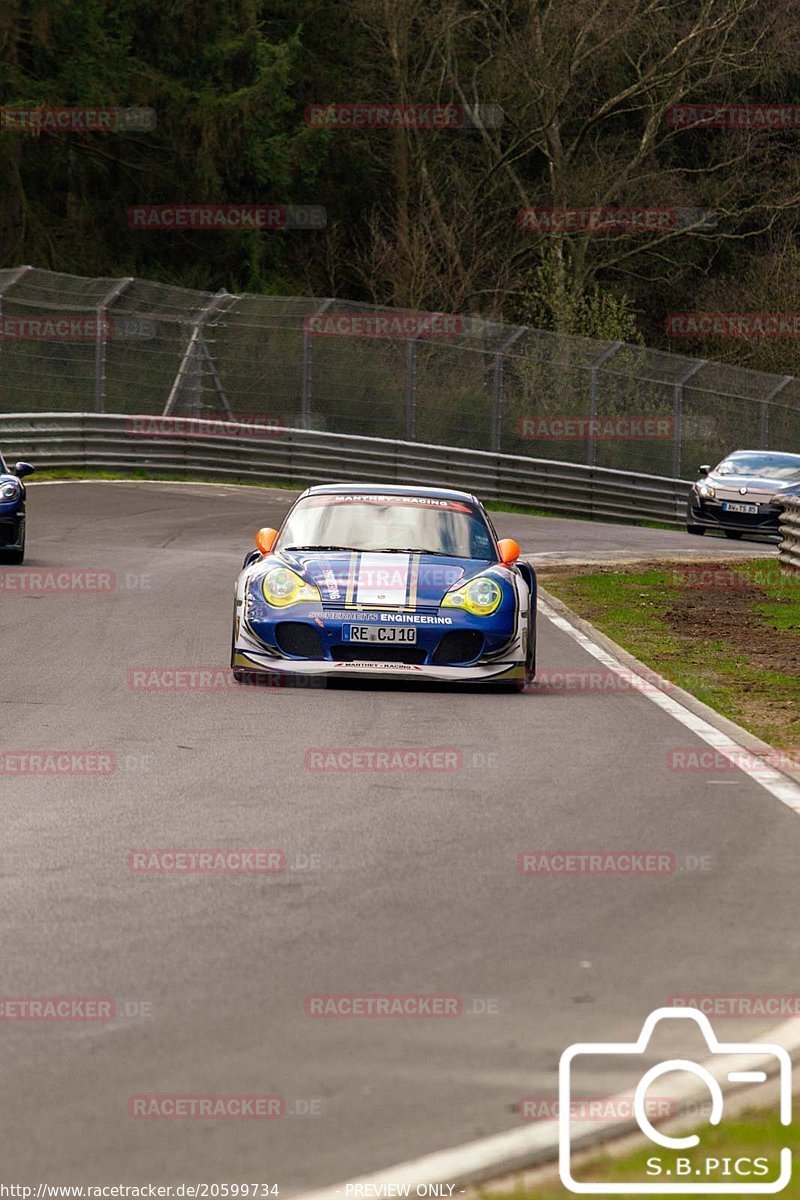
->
0 451 34 564
231 484 536 689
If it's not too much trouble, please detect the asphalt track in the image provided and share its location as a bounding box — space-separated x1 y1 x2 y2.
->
1 481 797 1192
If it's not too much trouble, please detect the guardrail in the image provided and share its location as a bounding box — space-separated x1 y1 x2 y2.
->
4 268 800 485
779 497 800 573
0 412 692 526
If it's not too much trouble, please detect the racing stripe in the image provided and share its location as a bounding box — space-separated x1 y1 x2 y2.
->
406 554 420 608
355 553 411 606
345 553 359 608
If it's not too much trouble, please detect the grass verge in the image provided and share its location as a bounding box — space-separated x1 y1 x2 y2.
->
539 559 800 749
483 1104 791 1199
27 466 299 490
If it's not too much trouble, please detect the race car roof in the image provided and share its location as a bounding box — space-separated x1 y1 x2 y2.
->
726 449 800 463
302 483 480 504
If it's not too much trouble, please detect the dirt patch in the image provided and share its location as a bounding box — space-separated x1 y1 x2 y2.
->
662 563 800 677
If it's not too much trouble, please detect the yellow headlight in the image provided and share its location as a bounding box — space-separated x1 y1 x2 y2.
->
262 566 320 607
441 576 502 616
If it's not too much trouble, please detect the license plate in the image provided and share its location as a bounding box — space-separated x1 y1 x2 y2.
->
722 501 758 515
344 624 417 644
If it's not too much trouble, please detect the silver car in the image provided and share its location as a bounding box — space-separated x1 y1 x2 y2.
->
686 449 800 539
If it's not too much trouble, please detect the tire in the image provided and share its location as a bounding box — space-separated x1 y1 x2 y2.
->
686 525 705 536
498 603 536 693
230 608 245 680
495 678 525 693
724 530 744 540
522 612 536 690
1 523 25 563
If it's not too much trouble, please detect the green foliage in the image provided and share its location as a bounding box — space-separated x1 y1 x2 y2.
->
519 246 644 342
2 0 800 384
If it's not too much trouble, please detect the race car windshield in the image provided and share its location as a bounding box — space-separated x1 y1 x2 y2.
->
715 453 800 481
279 495 496 559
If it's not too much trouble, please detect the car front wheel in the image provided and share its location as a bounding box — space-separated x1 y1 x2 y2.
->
1 524 25 564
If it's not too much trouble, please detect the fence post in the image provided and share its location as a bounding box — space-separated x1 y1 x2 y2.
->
162 289 231 417
587 342 622 466
760 376 792 449
0 265 33 308
672 360 705 478
94 277 133 413
0 265 33 358
302 298 334 430
405 340 417 440
491 327 526 452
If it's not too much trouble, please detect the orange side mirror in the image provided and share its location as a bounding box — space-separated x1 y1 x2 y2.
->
255 527 278 555
497 537 520 565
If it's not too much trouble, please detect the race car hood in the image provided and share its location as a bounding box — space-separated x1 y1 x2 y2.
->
706 472 800 501
259 550 497 607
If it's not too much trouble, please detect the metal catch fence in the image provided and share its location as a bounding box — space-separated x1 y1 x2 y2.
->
1 266 799 482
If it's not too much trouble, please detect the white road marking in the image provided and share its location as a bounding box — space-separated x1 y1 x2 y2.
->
292 1016 800 1198
539 599 800 815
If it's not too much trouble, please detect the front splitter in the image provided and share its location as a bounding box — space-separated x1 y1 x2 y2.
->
232 649 524 684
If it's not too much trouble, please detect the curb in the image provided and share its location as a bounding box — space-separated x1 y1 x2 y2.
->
292 1016 800 1199
537 583 800 789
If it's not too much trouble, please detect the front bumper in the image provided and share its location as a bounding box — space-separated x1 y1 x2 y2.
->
687 496 782 536
233 601 527 683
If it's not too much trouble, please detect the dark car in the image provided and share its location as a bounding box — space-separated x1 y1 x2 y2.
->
0 452 35 563
686 450 800 539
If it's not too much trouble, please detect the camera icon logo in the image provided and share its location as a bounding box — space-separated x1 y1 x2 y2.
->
559 1007 791 1193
